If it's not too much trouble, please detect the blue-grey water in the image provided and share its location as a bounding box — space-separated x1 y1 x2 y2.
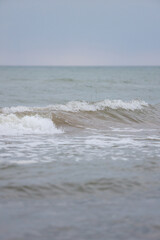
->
0 66 160 240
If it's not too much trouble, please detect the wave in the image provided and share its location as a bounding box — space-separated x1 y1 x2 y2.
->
1 99 148 113
0 99 159 135
0 114 62 136
0 177 143 199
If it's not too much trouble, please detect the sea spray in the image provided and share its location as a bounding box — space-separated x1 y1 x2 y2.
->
0 114 62 135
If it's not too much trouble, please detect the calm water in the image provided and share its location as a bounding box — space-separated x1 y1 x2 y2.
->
0 66 160 240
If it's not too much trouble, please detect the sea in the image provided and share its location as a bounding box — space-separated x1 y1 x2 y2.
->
0 66 160 240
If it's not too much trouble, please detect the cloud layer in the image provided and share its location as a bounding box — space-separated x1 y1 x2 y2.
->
0 0 160 65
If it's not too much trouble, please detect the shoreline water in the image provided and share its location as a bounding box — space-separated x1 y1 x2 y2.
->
0 66 160 240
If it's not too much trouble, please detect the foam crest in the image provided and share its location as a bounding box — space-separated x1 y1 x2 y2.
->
0 114 62 135
52 101 97 112
2 106 32 114
95 99 148 111
51 99 148 112
1 99 148 114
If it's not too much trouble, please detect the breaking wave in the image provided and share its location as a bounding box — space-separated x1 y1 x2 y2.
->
2 99 148 113
0 114 62 136
0 99 159 135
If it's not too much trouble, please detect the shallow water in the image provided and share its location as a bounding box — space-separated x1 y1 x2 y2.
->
0 66 160 240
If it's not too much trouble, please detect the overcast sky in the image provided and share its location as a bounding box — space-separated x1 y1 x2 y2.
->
0 0 160 66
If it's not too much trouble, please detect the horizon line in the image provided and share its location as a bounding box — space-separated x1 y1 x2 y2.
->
0 64 160 67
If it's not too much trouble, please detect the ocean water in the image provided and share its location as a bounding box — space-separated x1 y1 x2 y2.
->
0 66 160 240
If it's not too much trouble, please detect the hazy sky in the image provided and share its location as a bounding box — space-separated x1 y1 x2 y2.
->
0 0 160 65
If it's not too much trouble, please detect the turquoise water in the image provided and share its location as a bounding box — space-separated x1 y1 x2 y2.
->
0 66 160 240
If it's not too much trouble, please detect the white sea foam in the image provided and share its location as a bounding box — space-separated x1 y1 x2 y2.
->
2 106 33 114
95 99 148 111
49 99 148 112
1 99 148 114
85 135 145 148
0 114 62 135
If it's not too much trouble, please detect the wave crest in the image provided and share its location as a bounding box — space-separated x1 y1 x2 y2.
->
0 114 62 135
1 99 148 114
0 100 158 133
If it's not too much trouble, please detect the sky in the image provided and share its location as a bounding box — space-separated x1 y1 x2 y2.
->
0 0 160 66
